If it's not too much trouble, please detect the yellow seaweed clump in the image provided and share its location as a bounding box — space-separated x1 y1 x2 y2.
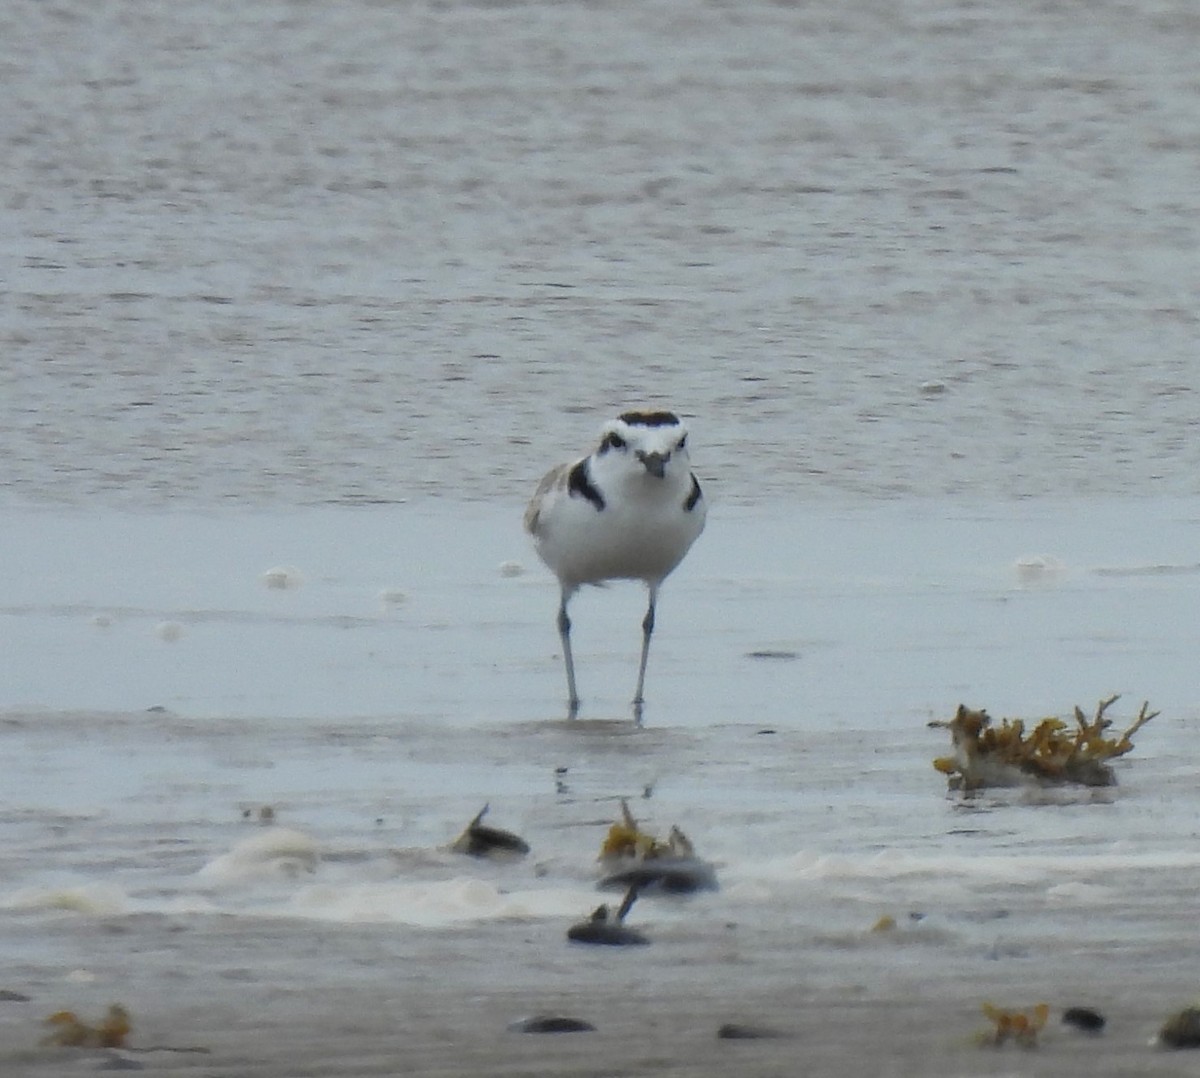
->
597 800 718 894
41 1004 131 1049
598 800 694 864
977 1002 1049 1048
932 695 1157 791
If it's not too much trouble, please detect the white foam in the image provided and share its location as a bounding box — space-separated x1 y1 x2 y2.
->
198 828 320 884
2 882 130 917
284 878 588 927
731 848 1200 890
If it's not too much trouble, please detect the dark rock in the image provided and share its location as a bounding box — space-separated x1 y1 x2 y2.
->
1158 1006 1200 1048
567 886 648 945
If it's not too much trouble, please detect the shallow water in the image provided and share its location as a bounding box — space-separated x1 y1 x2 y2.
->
4 0 1200 1072
4 0 1200 508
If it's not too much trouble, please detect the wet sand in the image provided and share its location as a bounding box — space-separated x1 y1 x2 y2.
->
3 701 1200 1077
5 498 1200 1073
5 887 1200 1077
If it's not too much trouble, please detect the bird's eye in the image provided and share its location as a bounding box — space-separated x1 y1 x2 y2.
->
604 432 626 450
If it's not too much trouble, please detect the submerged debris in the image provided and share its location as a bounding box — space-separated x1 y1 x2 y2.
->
240 804 276 824
932 696 1158 791
567 884 648 946
597 800 718 893
977 1002 1049 1048
41 1004 132 1049
449 804 530 859
717 1022 788 1040
1157 1005 1200 1048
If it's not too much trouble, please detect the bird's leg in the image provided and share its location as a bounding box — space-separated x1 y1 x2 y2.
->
632 584 658 711
557 590 580 718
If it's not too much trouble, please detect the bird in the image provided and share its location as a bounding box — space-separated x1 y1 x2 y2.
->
524 409 706 719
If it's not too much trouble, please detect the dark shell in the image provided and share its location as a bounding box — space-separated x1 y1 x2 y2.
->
566 921 649 946
717 1023 787 1040
599 857 718 895
508 1015 595 1034
1061 1007 1106 1033
449 805 530 859
455 824 530 858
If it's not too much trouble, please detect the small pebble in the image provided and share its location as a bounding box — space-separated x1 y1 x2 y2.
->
155 621 184 643
498 561 525 578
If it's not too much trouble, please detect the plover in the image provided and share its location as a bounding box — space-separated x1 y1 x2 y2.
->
524 410 706 718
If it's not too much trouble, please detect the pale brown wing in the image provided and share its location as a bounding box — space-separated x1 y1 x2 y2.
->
523 462 570 535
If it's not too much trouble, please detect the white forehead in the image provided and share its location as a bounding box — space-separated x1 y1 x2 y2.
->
601 411 688 445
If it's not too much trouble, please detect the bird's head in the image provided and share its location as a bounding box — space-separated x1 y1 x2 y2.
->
595 410 691 480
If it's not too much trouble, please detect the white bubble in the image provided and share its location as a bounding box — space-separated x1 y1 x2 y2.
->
261 565 304 590
1014 554 1067 585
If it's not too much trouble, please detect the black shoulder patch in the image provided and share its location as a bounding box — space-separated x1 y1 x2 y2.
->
684 474 703 511
619 410 680 428
568 459 605 511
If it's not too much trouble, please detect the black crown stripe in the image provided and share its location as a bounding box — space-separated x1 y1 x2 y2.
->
618 410 680 428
